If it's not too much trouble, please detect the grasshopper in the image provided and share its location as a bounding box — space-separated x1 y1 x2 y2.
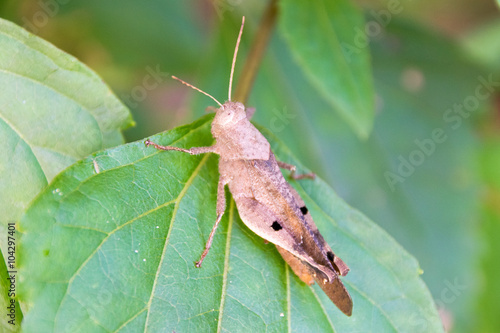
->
145 17 353 316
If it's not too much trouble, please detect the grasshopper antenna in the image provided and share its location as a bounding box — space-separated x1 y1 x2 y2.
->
171 75 223 108
228 16 245 102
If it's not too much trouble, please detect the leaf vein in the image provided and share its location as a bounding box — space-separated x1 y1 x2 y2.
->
114 307 147 332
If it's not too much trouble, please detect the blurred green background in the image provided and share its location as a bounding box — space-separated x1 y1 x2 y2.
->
1 0 499 332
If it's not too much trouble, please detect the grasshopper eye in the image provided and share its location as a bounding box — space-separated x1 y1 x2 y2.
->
217 108 237 126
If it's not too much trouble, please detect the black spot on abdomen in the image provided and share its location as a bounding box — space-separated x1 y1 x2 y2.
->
300 206 308 215
327 251 335 262
271 221 282 231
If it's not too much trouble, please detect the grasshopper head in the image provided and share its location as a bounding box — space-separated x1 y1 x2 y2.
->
213 101 246 128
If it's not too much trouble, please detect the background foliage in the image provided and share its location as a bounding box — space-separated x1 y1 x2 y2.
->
1 0 499 332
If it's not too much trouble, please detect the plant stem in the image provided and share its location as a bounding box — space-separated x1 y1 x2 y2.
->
233 0 278 104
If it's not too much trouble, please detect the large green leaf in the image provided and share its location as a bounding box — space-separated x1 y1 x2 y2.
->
19 114 442 332
279 0 374 138
0 18 134 253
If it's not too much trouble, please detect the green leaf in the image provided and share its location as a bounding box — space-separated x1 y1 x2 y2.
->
19 115 442 332
279 0 374 138
0 18 134 249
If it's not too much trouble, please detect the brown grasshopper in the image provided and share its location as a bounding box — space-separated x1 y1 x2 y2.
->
145 17 353 316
